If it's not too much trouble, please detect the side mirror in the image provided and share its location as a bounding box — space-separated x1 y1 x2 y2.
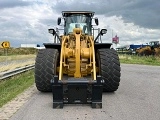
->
48 29 56 36
95 18 99 25
100 29 107 35
57 17 61 25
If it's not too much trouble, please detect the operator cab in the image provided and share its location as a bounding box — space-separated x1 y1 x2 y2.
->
149 41 159 47
58 11 98 35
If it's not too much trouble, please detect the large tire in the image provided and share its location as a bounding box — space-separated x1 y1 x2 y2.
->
35 49 59 92
96 49 121 92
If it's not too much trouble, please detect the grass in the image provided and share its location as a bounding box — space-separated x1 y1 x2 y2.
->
0 54 36 62
0 51 159 108
0 48 38 56
0 70 34 108
119 54 160 66
0 60 35 72
0 54 36 72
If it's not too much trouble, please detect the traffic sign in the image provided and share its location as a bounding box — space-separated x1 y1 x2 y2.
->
1 41 10 48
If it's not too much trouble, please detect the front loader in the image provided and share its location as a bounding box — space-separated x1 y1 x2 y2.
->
35 11 121 108
136 41 160 56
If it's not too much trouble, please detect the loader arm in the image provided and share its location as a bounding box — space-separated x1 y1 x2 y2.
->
35 11 121 109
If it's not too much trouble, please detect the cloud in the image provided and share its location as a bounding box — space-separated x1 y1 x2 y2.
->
0 0 160 47
0 2 58 47
53 0 160 29
0 0 31 9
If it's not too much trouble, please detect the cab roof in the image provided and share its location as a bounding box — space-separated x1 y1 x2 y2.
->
150 41 159 43
62 11 95 17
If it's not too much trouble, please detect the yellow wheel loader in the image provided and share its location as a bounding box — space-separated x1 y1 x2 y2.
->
136 41 160 56
35 11 121 108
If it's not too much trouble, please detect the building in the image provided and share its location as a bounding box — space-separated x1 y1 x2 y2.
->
21 44 40 48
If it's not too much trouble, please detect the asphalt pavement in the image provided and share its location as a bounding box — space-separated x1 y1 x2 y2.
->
9 64 160 120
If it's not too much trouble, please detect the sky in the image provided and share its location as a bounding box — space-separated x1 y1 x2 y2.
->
0 0 160 47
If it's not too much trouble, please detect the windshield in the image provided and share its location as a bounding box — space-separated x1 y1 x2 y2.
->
149 42 158 46
64 14 92 35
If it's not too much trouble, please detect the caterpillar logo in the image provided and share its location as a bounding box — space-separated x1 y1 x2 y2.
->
1 41 10 48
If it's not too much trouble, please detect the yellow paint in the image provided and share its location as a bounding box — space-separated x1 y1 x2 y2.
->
89 36 96 80
58 28 97 80
73 28 82 78
59 36 68 80
0 41 10 48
